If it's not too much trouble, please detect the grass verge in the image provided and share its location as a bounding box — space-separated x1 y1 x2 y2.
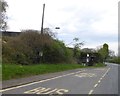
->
2 63 105 80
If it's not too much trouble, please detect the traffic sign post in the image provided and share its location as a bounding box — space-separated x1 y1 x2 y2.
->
86 54 89 66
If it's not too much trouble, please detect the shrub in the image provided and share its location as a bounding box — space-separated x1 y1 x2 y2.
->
2 30 74 65
43 40 74 64
108 57 120 64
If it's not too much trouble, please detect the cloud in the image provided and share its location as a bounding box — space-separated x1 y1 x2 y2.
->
6 0 119 55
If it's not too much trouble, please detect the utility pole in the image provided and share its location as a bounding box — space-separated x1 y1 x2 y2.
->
40 4 45 63
41 3 45 34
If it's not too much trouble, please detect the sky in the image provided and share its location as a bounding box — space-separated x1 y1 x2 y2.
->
6 0 119 55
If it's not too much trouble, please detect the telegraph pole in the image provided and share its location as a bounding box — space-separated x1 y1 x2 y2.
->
41 4 45 34
40 4 45 63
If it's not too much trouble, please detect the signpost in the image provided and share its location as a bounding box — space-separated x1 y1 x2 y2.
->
86 54 89 66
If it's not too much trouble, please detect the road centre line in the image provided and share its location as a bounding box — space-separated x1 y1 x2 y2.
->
102 68 110 78
102 75 105 78
88 67 110 95
94 84 98 88
100 78 103 80
97 68 110 84
88 90 93 95
98 80 101 83
0 70 84 92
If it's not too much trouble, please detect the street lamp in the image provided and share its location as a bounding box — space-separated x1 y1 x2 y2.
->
55 27 60 29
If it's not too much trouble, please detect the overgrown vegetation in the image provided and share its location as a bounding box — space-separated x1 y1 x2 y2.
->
107 57 120 64
2 29 110 65
2 30 75 65
2 63 106 80
98 43 109 62
2 29 108 80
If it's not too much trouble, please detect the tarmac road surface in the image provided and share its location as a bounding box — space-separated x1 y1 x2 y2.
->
1 63 119 95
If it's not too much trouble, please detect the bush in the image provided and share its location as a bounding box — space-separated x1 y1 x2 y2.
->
43 40 74 63
2 30 74 65
2 36 33 64
108 57 120 64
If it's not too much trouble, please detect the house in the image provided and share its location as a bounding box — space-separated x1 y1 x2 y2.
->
1 31 21 37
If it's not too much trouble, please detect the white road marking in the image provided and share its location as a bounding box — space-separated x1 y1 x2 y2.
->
98 68 110 83
102 75 105 78
89 90 93 95
89 67 111 94
0 70 84 92
98 80 101 83
1 67 111 94
100 78 103 80
75 73 96 78
24 86 69 94
102 68 110 78
94 68 105 71
75 70 85 74
94 84 98 88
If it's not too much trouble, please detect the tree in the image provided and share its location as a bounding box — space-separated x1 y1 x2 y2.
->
98 43 109 62
0 0 8 31
70 38 84 64
73 38 84 57
2 29 74 64
43 28 56 38
109 50 115 57
103 43 109 59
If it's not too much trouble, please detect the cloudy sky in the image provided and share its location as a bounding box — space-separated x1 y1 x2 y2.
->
6 0 119 55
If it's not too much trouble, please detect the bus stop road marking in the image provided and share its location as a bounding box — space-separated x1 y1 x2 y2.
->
24 86 69 94
75 73 96 78
0 70 84 92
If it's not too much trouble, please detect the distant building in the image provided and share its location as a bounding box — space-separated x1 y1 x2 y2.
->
1 31 21 37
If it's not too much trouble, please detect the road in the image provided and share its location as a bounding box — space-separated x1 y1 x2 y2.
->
1 63 119 95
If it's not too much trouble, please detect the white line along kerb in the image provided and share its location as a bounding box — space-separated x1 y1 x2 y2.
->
0 70 84 92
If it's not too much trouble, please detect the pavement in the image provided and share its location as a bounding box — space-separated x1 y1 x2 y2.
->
2 68 83 89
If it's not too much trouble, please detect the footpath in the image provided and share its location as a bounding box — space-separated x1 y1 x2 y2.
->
2 68 82 89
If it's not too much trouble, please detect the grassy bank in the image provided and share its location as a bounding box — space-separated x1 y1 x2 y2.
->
108 57 120 64
2 63 105 80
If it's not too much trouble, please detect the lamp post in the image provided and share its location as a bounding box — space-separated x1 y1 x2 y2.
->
55 27 60 29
